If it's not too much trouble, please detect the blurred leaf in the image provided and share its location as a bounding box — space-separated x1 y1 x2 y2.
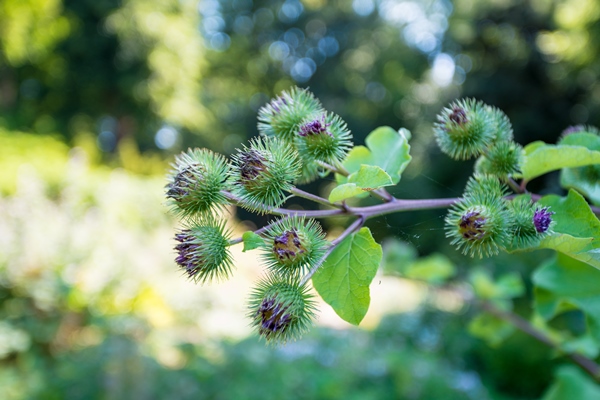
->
471 269 524 300
381 238 418 275
469 312 515 348
402 253 455 284
561 169 600 206
338 127 411 185
542 366 600 400
560 334 600 359
312 227 382 325
521 142 600 181
533 253 600 341
329 165 393 202
242 231 263 252
537 190 600 269
559 132 600 206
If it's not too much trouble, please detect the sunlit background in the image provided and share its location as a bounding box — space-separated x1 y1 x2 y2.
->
1 0 599 398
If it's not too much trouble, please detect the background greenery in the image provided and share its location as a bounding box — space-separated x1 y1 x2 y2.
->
1 0 599 398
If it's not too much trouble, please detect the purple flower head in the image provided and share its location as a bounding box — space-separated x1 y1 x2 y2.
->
561 125 585 137
166 164 201 201
273 229 306 262
174 230 202 278
298 115 333 138
459 210 487 240
270 95 290 113
257 297 293 336
533 207 554 233
449 106 468 126
239 149 267 182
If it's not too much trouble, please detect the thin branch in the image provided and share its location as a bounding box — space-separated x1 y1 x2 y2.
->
316 160 349 176
228 216 292 246
348 197 459 219
480 300 600 382
289 187 340 208
507 177 523 194
299 217 365 286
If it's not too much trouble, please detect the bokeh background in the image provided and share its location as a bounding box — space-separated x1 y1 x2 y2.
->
1 0 599 398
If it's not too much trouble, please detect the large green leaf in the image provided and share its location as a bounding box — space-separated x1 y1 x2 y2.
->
533 253 600 341
337 126 411 185
312 227 382 325
559 132 600 206
328 165 393 202
537 190 600 269
542 366 600 400
521 141 600 181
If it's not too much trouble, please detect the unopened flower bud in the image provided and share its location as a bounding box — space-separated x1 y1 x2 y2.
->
231 137 301 212
258 87 324 143
506 196 553 249
261 216 328 277
295 112 352 183
434 99 495 160
475 141 523 179
173 218 233 283
446 196 512 258
248 275 317 344
165 148 230 218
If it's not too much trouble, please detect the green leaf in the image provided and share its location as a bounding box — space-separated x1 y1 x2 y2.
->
561 334 600 359
337 146 372 184
312 227 382 325
561 168 600 206
241 231 264 252
559 132 600 206
329 165 393 202
542 366 600 400
337 126 411 185
328 183 365 203
347 165 393 188
533 253 600 341
521 141 600 181
402 253 455 284
468 312 515 347
537 190 600 269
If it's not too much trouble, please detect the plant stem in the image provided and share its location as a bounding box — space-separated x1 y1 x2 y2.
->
228 216 292 246
479 300 600 382
507 177 523 194
290 187 340 208
224 190 458 219
349 197 459 219
300 217 365 286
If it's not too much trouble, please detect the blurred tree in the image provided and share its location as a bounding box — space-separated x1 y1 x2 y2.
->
0 0 208 152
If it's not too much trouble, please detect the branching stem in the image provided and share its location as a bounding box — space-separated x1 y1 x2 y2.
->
289 187 340 208
479 300 600 382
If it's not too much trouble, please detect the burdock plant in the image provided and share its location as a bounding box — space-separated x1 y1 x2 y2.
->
164 86 600 386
